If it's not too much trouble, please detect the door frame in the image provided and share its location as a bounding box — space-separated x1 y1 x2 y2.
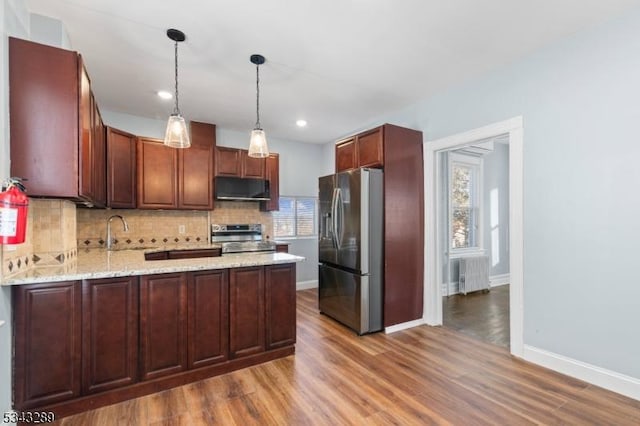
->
423 116 524 357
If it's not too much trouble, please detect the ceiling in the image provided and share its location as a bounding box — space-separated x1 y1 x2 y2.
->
26 0 640 144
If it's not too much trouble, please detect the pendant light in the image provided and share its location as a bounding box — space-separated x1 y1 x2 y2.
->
248 54 269 158
163 29 190 148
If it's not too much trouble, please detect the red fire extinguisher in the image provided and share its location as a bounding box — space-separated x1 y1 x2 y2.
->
0 177 29 245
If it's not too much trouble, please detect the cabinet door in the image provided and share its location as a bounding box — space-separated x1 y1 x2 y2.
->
137 137 178 209
139 273 187 380
82 277 138 394
260 153 279 211
179 122 215 210
335 137 357 172
265 264 296 350
107 127 137 208
91 96 107 207
357 127 384 168
275 244 288 253
241 150 266 178
229 267 265 358
13 281 82 409
215 146 241 176
78 62 96 202
188 270 229 368
9 37 80 198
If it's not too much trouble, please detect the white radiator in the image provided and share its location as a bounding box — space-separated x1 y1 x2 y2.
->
459 256 489 295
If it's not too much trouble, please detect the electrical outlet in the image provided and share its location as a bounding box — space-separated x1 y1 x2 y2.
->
178 225 186 234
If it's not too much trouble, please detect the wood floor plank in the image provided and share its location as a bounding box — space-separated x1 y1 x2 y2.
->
56 288 640 425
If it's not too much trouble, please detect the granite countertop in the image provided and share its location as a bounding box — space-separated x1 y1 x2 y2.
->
2 246 305 286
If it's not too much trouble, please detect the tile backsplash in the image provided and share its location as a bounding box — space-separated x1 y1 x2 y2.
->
210 201 274 239
1 199 77 279
77 208 209 249
1 198 274 282
77 201 273 249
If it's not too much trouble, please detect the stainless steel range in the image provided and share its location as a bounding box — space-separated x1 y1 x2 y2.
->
211 224 276 255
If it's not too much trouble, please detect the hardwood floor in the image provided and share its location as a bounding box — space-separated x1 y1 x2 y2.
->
443 284 510 348
57 288 640 425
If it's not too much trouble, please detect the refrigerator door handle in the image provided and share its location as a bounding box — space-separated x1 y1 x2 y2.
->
336 188 344 249
331 188 339 248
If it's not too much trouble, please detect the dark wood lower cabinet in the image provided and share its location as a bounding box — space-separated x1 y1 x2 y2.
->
265 264 296 349
12 263 296 419
229 267 265 358
13 281 82 409
187 270 228 368
139 273 187 381
82 277 138 394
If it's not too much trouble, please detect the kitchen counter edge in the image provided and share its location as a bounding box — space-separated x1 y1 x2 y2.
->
2 251 305 286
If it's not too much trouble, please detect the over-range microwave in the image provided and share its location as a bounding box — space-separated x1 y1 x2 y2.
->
214 176 270 201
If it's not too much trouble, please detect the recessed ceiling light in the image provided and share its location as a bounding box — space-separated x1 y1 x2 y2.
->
296 119 307 128
157 90 173 100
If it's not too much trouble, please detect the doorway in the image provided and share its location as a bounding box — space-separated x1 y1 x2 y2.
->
438 138 511 348
423 117 524 357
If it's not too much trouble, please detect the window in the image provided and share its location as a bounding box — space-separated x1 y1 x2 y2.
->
273 196 318 238
450 153 481 250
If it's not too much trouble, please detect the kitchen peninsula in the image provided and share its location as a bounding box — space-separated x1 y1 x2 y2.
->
4 248 303 419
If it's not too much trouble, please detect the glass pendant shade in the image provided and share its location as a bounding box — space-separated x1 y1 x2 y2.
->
249 128 269 158
248 54 269 158
164 113 191 148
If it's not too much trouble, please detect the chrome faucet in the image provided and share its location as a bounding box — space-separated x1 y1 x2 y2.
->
106 215 129 250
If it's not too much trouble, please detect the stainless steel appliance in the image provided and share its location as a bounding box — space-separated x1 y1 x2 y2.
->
211 223 276 255
214 177 270 201
318 168 383 334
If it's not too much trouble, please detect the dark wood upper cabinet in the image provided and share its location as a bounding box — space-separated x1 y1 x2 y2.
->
335 128 383 172
187 270 229 368
215 146 242 176
242 151 266 178
106 127 137 208
215 147 266 179
357 127 384 168
229 267 265 359
178 122 215 210
139 273 188 381
260 153 280 211
138 125 216 210
91 97 107 207
81 277 138 394
9 38 105 205
265 264 296 350
79 65 93 200
136 137 179 209
13 281 82 409
335 137 358 172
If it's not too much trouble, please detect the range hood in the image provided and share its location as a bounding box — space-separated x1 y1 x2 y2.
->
215 176 270 201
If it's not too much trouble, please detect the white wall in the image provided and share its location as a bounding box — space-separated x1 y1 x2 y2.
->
362 9 640 380
29 13 70 49
1 0 29 417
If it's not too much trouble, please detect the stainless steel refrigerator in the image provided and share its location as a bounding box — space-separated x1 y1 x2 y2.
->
318 168 383 334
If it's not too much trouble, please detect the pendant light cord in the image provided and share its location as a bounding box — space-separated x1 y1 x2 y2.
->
174 40 180 115
255 63 261 129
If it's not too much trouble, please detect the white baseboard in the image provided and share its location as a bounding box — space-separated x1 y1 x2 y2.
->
523 345 640 401
296 280 318 291
490 273 510 287
384 318 427 334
